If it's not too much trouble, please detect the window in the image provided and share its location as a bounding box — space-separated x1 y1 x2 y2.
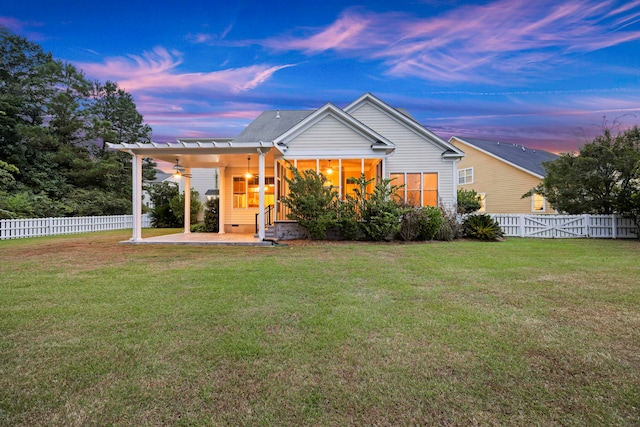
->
391 172 438 207
234 176 274 208
458 167 473 185
532 193 545 212
477 193 486 213
233 177 247 208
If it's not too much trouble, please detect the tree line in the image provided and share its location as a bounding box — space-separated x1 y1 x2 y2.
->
533 126 640 232
0 27 155 219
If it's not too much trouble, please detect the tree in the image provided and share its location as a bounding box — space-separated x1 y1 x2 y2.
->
457 188 482 214
535 126 640 233
0 29 156 218
280 166 338 239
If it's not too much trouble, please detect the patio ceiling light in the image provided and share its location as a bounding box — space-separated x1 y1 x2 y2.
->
245 156 253 178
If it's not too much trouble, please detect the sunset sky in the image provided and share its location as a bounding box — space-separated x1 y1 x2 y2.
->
3 0 640 153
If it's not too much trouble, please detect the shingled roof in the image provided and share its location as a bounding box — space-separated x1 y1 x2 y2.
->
453 137 558 177
233 110 314 142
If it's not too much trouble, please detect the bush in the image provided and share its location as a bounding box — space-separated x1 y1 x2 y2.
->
435 207 462 241
280 166 337 240
399 206 443 241
203 198 219 232
358 177 404 241
457 189 482 214
463 214 504 241
190 223 207 232
334 199 360 240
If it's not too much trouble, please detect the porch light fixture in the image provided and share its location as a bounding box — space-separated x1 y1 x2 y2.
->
326 160 333 175
172 158 191 178
245 156 253 178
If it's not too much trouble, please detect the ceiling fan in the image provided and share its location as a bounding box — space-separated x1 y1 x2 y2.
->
172 158 192 178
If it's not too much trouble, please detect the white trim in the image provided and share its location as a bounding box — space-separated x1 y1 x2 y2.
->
273 103 395 153
531 193 546 213
458 167 474 185
344 93 464 158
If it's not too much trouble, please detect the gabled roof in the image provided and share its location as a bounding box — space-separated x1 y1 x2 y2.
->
271 102 395 154
345 93 465 159
451 136 558 178
233 110 314 143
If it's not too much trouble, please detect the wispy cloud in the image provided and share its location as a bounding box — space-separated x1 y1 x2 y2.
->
0 16 45 40
75 46 295 94
256 0 640 83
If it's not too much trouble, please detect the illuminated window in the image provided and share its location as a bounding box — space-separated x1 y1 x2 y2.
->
391 172 438 207
458 167 473 185
233 177 247 208
532 193 545 212
478 193 486 213
234 176 275 208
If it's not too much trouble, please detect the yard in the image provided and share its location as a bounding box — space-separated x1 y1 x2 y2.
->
1 231 639 426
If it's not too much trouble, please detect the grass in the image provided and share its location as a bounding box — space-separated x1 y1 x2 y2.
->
1 231 639 426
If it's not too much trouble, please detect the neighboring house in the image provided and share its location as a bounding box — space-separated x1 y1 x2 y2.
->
142 170 174 209
109 93 465 241
449 136 558 214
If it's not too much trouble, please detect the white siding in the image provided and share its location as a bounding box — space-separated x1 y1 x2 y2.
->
350 103 457 209
178 168 218 204
284 114 377 157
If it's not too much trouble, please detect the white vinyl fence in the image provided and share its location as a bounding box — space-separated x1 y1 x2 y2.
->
0 214 151 240
492 214 638 239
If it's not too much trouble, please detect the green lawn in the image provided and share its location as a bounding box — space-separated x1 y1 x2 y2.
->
1 231 639 426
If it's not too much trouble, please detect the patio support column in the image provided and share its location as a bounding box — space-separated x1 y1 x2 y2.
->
184 168 191 234
218 167 225 234
258 150 266 240
131 153 142 242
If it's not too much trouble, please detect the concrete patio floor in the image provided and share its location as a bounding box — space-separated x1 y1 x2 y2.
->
121 232 274 246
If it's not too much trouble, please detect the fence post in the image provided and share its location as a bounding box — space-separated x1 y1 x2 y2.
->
583 214 590 238
612 214 617 239
519 214 525 237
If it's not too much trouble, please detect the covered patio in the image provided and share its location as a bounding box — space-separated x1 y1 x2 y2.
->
121 232 274 246
108 138 277 244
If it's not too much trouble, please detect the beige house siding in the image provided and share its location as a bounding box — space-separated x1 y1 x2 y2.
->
222 165 276 233
451 140 555 214
349 102 457 209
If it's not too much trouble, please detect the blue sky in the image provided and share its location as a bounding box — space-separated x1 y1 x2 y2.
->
3 0 640 153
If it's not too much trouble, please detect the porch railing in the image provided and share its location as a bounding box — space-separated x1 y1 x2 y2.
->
255 205 274 234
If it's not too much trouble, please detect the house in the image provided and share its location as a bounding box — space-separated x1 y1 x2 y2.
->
142 170 174 209
449 136 558 214
109 93 465 242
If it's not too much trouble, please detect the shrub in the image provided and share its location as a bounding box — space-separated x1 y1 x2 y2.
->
358 177 404 241
190 223 206 232
463 214 504 241
457 188 482 214
334 199 360 240
435 207 462 241
203 198 219 232
399 206 443 241
280 166 337 240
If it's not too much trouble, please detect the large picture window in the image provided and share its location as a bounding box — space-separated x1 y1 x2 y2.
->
390 172 438 207
233 176 275 208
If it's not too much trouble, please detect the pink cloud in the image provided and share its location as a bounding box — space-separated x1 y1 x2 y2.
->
256 0 640 83
0 16 45 40
75 46 295 94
